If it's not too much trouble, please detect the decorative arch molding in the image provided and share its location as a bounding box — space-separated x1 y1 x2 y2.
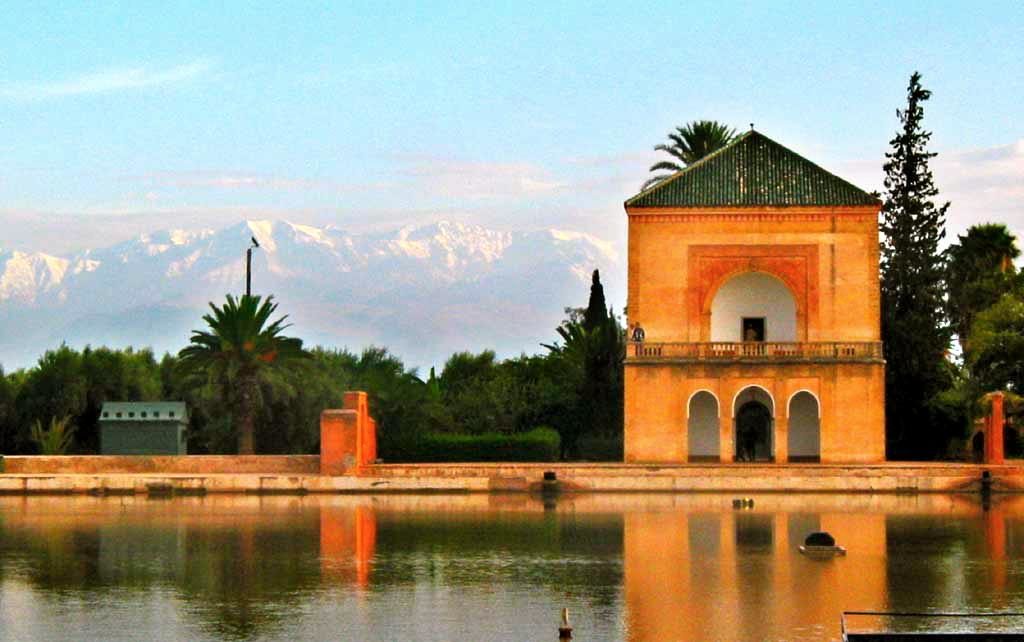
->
688 245 819 342
686 389 721 417
787 389 821 419
732 384 775 418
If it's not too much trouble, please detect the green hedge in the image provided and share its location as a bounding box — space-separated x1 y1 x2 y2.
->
387 427 560 463
576 435 624 461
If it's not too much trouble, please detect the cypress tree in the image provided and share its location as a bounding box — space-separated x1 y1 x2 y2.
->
880 71 953 459
583 269 609 332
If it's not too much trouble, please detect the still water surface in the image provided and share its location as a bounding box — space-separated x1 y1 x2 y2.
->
0 493 1022 641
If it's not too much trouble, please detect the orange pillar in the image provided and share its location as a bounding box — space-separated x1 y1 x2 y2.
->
320 409 359 475
986 392 1006 465
321 391 378 475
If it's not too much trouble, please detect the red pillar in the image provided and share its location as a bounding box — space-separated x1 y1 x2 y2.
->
320 409 359 475
320 391 378 475
986 392 1006 465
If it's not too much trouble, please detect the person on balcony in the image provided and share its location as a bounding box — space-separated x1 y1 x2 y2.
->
631 322 645 343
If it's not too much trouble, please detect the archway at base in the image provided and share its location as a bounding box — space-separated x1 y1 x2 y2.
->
734 386 774 462
688 391 720 462
787 391 820 462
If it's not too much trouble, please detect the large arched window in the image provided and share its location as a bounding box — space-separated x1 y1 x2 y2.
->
688 391 720 462
710 272 797 342
787 391 820 462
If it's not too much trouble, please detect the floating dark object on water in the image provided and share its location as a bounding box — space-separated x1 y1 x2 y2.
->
800 531 846 556
805 531 835 546
731 498 755 509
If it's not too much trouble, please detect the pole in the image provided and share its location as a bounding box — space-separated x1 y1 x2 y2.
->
246 247 252 297
559 608 573 640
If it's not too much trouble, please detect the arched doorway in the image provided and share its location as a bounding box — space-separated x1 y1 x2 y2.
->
710 272 797 342
733 386 774 462
688 391 720 462
787 391 820 462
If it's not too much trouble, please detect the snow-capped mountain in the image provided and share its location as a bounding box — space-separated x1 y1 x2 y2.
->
0 220 621 371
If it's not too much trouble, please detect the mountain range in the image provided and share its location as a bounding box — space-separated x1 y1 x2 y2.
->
0 220 621 371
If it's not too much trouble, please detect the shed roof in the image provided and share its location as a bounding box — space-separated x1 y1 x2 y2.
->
625 130 880 209
100 401 188 423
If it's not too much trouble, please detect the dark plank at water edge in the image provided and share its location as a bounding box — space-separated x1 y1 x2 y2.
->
846 635 1024 641
843 612 1024 642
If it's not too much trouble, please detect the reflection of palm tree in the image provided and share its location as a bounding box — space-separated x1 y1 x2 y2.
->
642 120 738 190
178 295 308 454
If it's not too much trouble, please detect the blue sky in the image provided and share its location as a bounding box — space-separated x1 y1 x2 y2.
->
1 1 1022 254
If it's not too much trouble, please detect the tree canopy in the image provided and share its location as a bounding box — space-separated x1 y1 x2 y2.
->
642 120 737 190
178 294 308 454
879 72 953 459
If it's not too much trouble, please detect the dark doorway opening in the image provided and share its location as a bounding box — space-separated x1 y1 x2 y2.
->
735 401 772 462
972 431 985 463
742 317 766 342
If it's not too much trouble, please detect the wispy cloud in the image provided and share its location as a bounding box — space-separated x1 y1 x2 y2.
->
401 159 568 200
142 171 320 191
135 170 391 194
0 61 212 100
835 138 1024 246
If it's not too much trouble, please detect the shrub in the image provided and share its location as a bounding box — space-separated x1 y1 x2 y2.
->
576 434 623 461
386 427 560 463
30 416 76 455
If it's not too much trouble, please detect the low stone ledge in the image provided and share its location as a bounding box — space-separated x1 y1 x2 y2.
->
2 455 319 475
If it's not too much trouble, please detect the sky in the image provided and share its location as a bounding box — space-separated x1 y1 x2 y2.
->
1 1 1022 258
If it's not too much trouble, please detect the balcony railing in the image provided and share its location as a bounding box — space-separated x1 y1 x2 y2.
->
628 341 884 363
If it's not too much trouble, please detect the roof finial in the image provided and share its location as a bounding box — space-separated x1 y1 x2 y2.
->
750 122 755 131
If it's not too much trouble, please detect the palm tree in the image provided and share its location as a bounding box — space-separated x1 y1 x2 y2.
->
543 311 625 459
642 120 738 190
178 294 308 454
946 224 1022 350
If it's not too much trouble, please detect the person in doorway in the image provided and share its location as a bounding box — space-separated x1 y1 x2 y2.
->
740 425 757 462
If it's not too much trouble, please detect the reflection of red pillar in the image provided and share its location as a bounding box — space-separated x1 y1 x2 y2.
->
986 393 1006 465
354 505 376 588
986 505 1007 599
320 505 377 588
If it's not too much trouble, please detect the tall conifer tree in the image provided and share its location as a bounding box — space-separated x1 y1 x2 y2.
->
583 269 609 331
880 72 953 459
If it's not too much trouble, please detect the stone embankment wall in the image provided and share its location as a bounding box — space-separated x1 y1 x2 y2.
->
1 462 1022 495
2 455 317 475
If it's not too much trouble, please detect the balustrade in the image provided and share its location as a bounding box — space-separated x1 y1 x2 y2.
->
628 341 883 362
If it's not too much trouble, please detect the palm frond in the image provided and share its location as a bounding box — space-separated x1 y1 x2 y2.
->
643 120 738 190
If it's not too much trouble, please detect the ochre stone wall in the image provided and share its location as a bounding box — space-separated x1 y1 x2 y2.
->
625 205 886 463
2 455 317 475
624 362 885 463
627 207 881 343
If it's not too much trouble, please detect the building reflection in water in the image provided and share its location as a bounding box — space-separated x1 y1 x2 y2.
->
2 493 1023 641
620 495 1020 641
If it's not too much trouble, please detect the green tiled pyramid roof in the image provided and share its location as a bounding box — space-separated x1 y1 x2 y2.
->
625 130 879 208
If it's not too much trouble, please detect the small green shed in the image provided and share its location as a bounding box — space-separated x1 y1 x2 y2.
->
100 402 188 455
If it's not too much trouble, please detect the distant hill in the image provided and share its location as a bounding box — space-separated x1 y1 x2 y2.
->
0 219 621 371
